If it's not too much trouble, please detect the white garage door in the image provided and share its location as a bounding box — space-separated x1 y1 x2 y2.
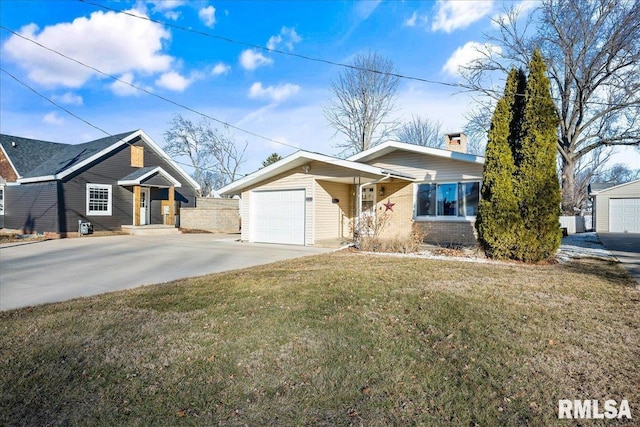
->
609 198 640 233
250 189 306 245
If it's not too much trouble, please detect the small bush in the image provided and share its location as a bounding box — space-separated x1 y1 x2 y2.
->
358 230 425 253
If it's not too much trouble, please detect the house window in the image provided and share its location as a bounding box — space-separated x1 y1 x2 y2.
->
0 186 4 215
458 182 480 216
416 182 480 218
86 184 112 216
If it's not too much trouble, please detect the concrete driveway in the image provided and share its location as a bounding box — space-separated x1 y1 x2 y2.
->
0 234 331 311
597 233 640 285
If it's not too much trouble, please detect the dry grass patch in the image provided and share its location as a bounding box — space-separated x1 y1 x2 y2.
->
1 253 638 426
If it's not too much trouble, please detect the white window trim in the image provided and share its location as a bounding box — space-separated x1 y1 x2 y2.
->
413 181 480 221
86 184 112 216
0 185 4 215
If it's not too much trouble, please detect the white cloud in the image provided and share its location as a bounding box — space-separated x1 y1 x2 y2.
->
267 27 301 51
52 92 83 106
155 71 191 91
199 6 216 27
404 11 428 28
3 9 173 88
432 0 494 33
164 11 181 21
404 12 418 27
355 0 382 20
212 62 231 76
110 72 143 96
248 82 300 103
43 112 64 125
442 41 501 76
148 0 185 12
239 49 273 71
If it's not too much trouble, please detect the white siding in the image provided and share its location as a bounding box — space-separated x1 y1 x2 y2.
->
363 150 484 182
314 180 352 241
593 180 640 233
241 171 314 245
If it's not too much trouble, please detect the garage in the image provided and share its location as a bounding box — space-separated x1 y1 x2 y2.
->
590 179 640 234
609 198 640 233
250 189 306 245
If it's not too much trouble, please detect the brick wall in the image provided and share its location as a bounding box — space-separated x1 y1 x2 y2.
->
180 198 240 233
376 182 414 240
0 150 18 182
360 182 478 246
414 220 478 247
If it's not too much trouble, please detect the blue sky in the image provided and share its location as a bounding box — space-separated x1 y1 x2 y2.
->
1 0 637 176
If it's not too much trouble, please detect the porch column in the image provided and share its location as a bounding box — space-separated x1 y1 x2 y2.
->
133 185 141 226
168 186 175 226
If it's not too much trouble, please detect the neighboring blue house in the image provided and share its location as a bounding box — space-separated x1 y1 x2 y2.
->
0 130 200 237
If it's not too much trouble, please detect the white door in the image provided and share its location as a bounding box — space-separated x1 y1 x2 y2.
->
250 189 305 245
359 185 377 235
140 188 150 226
609 198 640 233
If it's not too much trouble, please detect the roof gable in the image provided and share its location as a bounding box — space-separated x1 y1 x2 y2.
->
590 178 640 195
218 150 414 195
118 166 182 188
5 130 200 191
347 140 484 165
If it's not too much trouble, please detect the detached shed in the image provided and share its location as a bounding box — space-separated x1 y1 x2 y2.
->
589 179 640 233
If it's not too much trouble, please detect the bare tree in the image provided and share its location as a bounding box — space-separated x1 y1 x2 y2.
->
163 114 246 196
598 163 640 184
461 0 640 213
324 51 400 156
395 116 443 148
206 125 247 190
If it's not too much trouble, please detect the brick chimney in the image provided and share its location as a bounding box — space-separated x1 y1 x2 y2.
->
445 132 467 153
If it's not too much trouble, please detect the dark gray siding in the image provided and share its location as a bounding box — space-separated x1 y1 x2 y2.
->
142 173 174 187
3 182 59 233
59 138 197 232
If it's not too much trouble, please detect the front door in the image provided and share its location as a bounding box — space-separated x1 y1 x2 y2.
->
359 185 377 235
140 188 150 225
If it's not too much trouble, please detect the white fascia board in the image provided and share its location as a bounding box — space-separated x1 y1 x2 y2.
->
56 131 140 181
19 132 140 183
0 144 21 179
595 178 640 195
41 130 199 191
17 175 57 183
218 150 415 196
348 140 485 165
134 130 201 191
117 166 182 187
218 150 316 195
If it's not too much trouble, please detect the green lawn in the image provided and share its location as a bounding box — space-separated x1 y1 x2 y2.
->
1 252 638 426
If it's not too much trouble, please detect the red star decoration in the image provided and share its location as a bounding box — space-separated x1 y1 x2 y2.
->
383 200 395 212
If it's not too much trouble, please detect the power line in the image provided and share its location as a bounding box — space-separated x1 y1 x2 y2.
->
0 67 230 176
74 0 626 108
0 25 301 152
77 0 464 90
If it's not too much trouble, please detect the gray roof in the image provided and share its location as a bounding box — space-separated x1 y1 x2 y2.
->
0 131 136 178
588 182 618 195
120 166 158 181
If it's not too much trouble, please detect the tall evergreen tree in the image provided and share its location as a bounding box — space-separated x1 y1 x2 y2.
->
513 49 562 262
476 69 525 259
